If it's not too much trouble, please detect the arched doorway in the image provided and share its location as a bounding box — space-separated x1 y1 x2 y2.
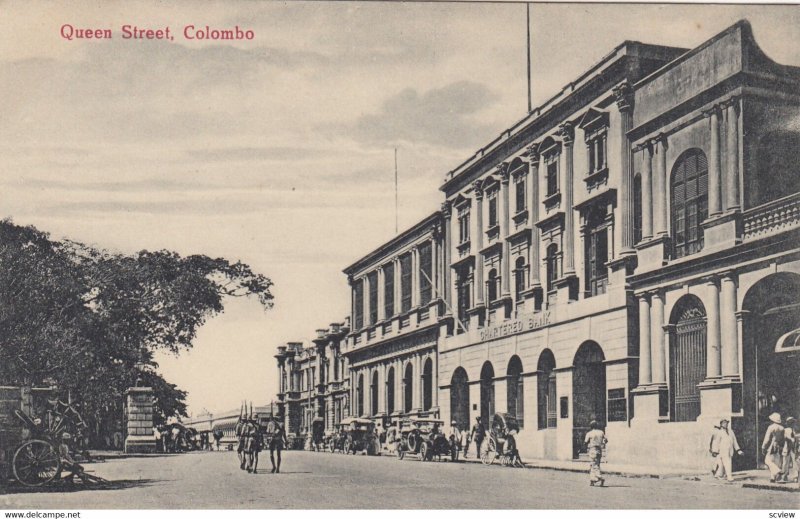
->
403 363 413 413
386 367 395 415
740 272 800 469
507 356 524 428
450 367 470 431
480 361 495 427
537 349 557 430
422 358 433 411
572 341 606 458
668 294 707 422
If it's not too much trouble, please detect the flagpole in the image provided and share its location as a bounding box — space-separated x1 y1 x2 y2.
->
394 148 399 234
527 2 532 113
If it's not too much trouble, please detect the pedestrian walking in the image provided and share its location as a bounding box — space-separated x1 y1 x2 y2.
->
709 421 724 478
469 416 485 459
781 417 797 483
213 429 223 451
762 412 785 483
266 417 289 473
584 420 607 487
715 419 743 482
447 420 462 460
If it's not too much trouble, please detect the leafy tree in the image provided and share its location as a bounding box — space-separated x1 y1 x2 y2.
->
0 219 273 445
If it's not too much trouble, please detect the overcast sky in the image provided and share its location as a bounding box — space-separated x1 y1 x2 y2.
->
2 1 799 417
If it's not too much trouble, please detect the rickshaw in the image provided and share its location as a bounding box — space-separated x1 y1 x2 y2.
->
395 418 452 461
339 417 381 455
480 413 521 466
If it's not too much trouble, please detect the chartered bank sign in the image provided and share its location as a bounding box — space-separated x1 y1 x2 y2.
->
479 311 552 341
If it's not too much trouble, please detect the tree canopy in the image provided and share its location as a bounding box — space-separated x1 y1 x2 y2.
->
0 219 273 441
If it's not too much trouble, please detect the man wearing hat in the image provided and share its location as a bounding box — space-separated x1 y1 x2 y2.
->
468 416 485 460
584 420 607 487
761 412 785 483
447 420 462 461
713 418 743 482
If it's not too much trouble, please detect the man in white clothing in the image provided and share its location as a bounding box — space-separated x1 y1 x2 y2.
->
715 418 743 482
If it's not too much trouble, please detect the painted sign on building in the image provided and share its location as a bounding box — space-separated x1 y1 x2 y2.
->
479 311 551 342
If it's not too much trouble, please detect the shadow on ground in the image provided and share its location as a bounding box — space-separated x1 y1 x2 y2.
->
0 478 161 495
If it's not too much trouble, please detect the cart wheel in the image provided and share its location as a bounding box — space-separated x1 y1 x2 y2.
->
420 441 430 461
13 439 62 487
343 439 352 454
328 439 335 453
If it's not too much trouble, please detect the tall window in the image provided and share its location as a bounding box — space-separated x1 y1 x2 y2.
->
403 363 414 413
514 256 527 300
370 371 379 416
515 175 527 213
507 356 524 428
353 279 364 330
458 205 470 244
586 131 607 175
368 271 378 325
671 149 708 258
545 152 559 196
584 206 609 298
383 262 394 318
487 268 500 303
487 190 498 228
545 244 559 292
418 242 433 305
456 269 471 334
400 253 412 312
386 367 395 415
422 358 433 411
633 173 643 244
537 350 556 429
357 374 364 417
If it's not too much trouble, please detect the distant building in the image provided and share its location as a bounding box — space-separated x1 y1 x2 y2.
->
183 404 277 448
342 212 445 425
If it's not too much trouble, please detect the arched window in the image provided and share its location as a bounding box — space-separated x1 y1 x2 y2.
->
633 173 643 244
422 358 433 411
507 356 524 429
537 349 556 429
357 374 364 417
386 367 395 415
671 149 708 258
487 268 499 302
514 257 527 300
450 368 470 431
480 362 495 427
403 363 414 413
546 244 559 293
668 295 707 422
370 370 379 416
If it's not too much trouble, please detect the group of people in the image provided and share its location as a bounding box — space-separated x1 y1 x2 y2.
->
234 414 289 474
707 413 798 484
446 416 523 467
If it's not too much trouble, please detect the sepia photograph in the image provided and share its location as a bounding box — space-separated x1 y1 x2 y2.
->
0 0 799 513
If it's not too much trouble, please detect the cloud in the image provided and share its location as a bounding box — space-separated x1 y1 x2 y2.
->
331 81 500 150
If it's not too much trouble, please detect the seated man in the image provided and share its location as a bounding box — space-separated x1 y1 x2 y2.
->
505 429 523 467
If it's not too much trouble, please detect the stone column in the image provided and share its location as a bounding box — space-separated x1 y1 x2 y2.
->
473 181 485 306
638 294 652 386
430 235 438 304
499 163 512 295
527 144 541 288
613 81 636 254
395 359 403 413
653 136 668 236
558 122 576 276
650 291 666 384
124 387 156 454
706 106 722 217
720 272 740 377
431 351 439 408
725 98 741 212
413 354 422 411
706 278 722 379
640 143 653 240
443 202 454 314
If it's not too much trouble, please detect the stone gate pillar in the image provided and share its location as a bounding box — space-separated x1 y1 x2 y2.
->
124 387 156 454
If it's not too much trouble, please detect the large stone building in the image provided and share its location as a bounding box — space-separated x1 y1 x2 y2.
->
342 212 446 424
274 321 350 446
435 20 800 471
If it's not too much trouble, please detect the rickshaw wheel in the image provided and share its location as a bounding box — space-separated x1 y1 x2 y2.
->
13 439 62 487
343 438 352 454
480 437 496 465
328 439 335 453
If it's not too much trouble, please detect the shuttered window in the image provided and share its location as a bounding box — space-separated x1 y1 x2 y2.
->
400 253 412 312
671 149 708 258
